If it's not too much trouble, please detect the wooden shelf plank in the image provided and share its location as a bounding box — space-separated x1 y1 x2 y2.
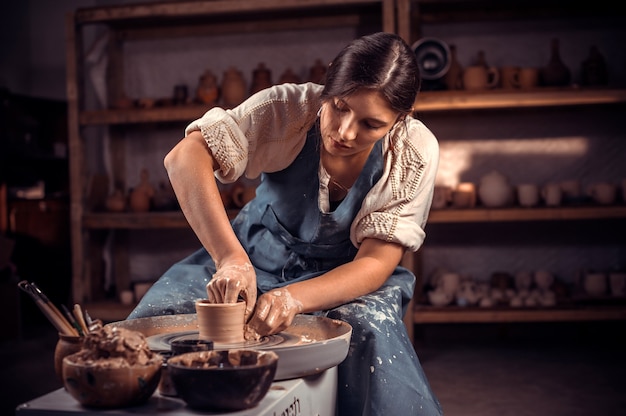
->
428 205 626 223
81 205 626 229
82 210 239 229
78 88 626 126
80 105 211 126
415 88 626 112
413 305 626 324
74 0 384 24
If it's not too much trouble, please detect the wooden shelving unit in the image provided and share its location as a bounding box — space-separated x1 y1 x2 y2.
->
66 0 626 327
413 304 626 324
65 0 398 319
402 0 626 327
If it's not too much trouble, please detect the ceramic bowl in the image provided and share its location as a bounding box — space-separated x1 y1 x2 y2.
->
62 352 162 408
168 349 278 411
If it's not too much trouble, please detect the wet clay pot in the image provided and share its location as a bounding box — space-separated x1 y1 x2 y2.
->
195 300 246 343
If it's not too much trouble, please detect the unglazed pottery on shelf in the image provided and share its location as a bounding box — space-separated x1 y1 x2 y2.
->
195 300 246 343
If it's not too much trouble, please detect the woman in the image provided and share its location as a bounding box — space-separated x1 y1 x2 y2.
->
129 32 442 415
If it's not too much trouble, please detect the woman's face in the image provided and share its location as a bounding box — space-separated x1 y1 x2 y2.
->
320 89 401 158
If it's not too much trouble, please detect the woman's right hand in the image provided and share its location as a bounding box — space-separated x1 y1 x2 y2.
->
207 261 257 321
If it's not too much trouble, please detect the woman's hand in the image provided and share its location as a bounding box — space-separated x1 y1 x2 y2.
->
207 262 257 321
247 288 303 336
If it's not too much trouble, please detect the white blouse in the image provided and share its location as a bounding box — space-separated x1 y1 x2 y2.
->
185 82 439 252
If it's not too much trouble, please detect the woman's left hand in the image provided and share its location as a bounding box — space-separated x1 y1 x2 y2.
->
247 288 303 336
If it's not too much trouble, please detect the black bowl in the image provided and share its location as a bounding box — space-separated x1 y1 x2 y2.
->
167 349 278 411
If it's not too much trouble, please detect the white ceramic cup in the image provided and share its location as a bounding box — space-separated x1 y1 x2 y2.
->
534 270 554 291
583 272 607 297
452 182 477 208
587 182 616 205
518 67 540 89
440 272 462 297
432 185 452 209
542 183 562 207
560 179 582 200
517 183 539 207
463 65 499 90
514 271 533 291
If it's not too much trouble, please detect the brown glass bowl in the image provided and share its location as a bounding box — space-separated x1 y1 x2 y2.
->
168 349 278 411
62 352 163 408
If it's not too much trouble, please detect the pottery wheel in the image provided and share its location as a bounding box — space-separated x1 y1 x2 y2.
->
145 330 292 352
106 314 352 381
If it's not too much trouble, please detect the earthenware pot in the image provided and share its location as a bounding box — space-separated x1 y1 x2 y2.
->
54 334 82 381
478 171 512 207
221 67 246 107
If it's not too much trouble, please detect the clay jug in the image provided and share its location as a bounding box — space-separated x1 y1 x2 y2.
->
309 59 327 84
478 170 513 207
105 188 127 212
464 49 498 90
278 68 301 84
443 44 463 90
195 70 219 105
250 62 273 95
581 45 608 86
129 169 155 212
541 38 571 86
221 67 247 108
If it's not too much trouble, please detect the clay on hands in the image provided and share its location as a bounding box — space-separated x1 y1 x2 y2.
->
247 288 303 336
206 262 257 321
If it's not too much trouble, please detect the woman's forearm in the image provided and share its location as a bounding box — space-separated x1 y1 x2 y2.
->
287 238 405 312
164 131 249 268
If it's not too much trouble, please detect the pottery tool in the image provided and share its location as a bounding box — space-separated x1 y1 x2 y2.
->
17 281 77 336
73 304 89 335
61 304 83 336
30 283 78 336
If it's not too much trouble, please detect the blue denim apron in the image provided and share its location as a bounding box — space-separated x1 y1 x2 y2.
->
129 126 442 415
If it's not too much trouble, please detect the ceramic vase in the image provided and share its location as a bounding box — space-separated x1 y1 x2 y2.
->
541 38 571 86
221 67 247 108
278 68 301 84
129 169 154 213
196 70 219 105
478 171 513 207
250 62 273 95
443 44 463 90
309 59 327 84
581 45 608 86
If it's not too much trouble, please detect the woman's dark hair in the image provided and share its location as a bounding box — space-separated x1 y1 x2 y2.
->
321 32 420 115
